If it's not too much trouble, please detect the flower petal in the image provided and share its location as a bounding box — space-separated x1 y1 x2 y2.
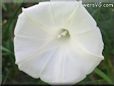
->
69 41 103 74
40 47 65 84
68 2 97 34
23 1 80 30
15 39 59 78
50 0 76 1
71 27 104 59
59 42 102 84
67 2 104 58
21 2 56 31
14 12 55 64
49 1 79 28
39 41 103 84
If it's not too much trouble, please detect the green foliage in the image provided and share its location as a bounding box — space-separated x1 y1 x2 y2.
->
2 2 114 85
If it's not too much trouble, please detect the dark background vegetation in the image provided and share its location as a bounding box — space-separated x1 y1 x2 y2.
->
2 0 114 85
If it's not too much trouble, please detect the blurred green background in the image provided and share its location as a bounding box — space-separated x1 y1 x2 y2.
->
2 0 114 85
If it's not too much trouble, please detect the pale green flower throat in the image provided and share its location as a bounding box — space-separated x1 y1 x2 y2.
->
57 29 70 40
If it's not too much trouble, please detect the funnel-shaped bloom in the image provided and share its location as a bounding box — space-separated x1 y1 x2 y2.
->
14 1 104 84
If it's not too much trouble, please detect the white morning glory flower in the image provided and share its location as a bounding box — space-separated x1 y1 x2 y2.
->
14 0 104 85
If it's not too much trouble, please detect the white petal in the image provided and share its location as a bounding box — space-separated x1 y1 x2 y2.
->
23 1 80 30
39 41 103 84
40 47 64 84
68 2 104 58
69 41 103 74
21 2 56 30
60 42 102 84
14 36 49 63
14 12 55 38
16 40 59 78
68 2 97 34
14 12 55 63
50 0 76 1
71 27 104 59
49 1 80 28
58 46 87 84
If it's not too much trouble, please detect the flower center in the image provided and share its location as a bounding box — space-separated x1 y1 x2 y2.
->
57 29 70 40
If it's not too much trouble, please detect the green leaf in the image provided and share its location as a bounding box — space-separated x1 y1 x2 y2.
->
1 46 13 54
95 68 113 84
